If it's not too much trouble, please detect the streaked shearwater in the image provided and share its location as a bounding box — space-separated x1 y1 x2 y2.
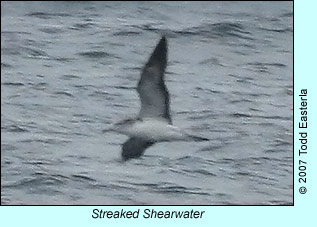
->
114 36 208 160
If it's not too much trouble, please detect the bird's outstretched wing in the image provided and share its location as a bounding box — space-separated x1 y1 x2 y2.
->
121 137 154 160
137 36 171 123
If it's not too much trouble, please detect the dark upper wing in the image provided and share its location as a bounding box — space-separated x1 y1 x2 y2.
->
137 36 171 123
121 137 154 161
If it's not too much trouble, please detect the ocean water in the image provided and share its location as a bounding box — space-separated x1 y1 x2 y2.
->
1 1 293 205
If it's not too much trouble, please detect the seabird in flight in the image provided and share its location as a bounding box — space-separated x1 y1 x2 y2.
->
113 36 208 160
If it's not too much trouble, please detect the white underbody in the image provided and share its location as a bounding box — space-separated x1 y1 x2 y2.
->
118 118 190 142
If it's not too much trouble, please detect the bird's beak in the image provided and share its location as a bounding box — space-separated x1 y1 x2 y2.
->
102 125 116 134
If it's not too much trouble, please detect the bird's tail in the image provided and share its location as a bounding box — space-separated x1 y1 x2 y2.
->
187 134 209 141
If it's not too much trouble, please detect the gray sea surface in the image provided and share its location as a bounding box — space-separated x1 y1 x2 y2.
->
1 1 293 205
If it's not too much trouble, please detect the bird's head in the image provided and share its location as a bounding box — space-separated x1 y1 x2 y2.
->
112 118 137 134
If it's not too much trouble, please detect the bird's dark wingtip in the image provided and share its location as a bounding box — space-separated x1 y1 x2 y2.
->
158 35 167 52
154 35 167 56
160 35 167 44
145 36 168 71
